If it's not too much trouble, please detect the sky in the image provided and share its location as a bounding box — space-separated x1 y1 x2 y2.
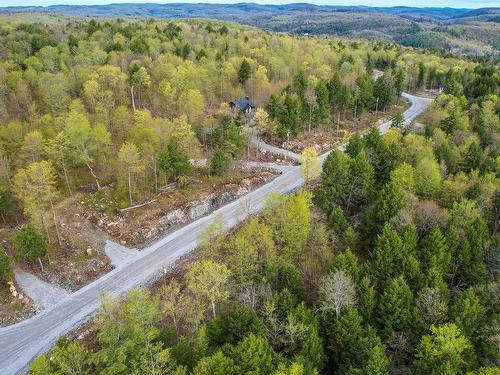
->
1 0 499 8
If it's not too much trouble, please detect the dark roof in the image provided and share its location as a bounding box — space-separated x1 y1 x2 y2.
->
229 96 256 111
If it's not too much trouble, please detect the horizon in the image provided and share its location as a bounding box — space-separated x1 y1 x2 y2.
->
2 1 500 10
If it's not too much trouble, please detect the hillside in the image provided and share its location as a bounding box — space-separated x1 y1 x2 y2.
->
2 3 499 56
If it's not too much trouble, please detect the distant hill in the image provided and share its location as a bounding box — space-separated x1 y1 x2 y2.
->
1 2 499 55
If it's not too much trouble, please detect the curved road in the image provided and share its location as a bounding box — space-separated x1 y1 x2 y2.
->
0 92 432 374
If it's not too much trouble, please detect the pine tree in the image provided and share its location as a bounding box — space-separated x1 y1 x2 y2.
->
238 59 252 85
378 276 420 337
450 288 485 340
372 224 405 288
418 227 451 285
318 150 352 213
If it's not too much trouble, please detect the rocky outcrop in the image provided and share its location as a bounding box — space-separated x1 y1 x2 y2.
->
145 190 238 243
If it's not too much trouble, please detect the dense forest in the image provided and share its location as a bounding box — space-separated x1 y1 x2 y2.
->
30 58 499 374
4 4 500 56
0 16 478 285
0 15 497 374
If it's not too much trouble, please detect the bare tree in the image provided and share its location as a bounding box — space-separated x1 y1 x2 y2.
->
416 287 448 326
319 270 356 319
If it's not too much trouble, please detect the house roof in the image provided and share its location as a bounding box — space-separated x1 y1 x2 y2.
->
230 96 256 111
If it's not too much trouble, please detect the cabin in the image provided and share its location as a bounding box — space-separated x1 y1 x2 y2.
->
229 96 256 115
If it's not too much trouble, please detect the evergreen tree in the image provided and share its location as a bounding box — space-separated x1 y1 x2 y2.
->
318 150 352 213
417 62 426 89
356 74 374 112
324 308 389 374
238 59 252 85
314 80 329 123
231 334 275 375
12 225 48 264
450 288 485 341
373 74 395 111
378 276 420 338
393 68 406 101
371 223 404 288
418 228 451 286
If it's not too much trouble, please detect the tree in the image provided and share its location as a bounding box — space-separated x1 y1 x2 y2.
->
238 59 252 85
415 158 441 199
318 150 352 212
415 323 473 375
329 207 356 246
49 338 90 375
314 80 329 124
207 306 264 347
443 71 463 97
210 148 231 176
450 288 485 340
373 73 395 111
440 108 464 135
157 138 191 182
418 228 450 287
193 350 236 375
180 89 205 123
324 307 389 374
0 250 12 289
299 147 320 183
0 184 14 223
129 66 151 109
231 334 275 375
44 132 72 194
95 289 176 374
264 191 312 260
186 260 231 319
118 142 144 205
393 68 406 102
64 108 111 190
377 276 420 337
19 131 43 167
371 224 405 288
417 62 426 89
226 220 276 307
416 288 448 327
12 225 48 269
347 152 375 211
319 270 356 319
252 108 272 134
356 74 374 112
12 160 61 243
159 280 182 334
391 111 404 129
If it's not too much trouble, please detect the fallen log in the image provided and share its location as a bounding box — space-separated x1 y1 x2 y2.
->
118 199 156 213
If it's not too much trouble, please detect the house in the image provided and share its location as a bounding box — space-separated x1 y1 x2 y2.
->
229 96 256 115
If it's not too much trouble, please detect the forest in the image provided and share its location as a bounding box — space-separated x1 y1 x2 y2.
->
29 56 499 374
0 15 477 287
4 4 500 57
0 14 497 375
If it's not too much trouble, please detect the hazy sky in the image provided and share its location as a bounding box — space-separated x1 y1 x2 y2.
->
1 0 499 8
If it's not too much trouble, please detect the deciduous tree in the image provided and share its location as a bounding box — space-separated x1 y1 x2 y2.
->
118 142 144 205
186 260 231 319
299 147 320 183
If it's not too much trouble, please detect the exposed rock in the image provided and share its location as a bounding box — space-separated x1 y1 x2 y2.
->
77 183 98 193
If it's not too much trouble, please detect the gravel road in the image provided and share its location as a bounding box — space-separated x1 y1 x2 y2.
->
0 92 432 374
